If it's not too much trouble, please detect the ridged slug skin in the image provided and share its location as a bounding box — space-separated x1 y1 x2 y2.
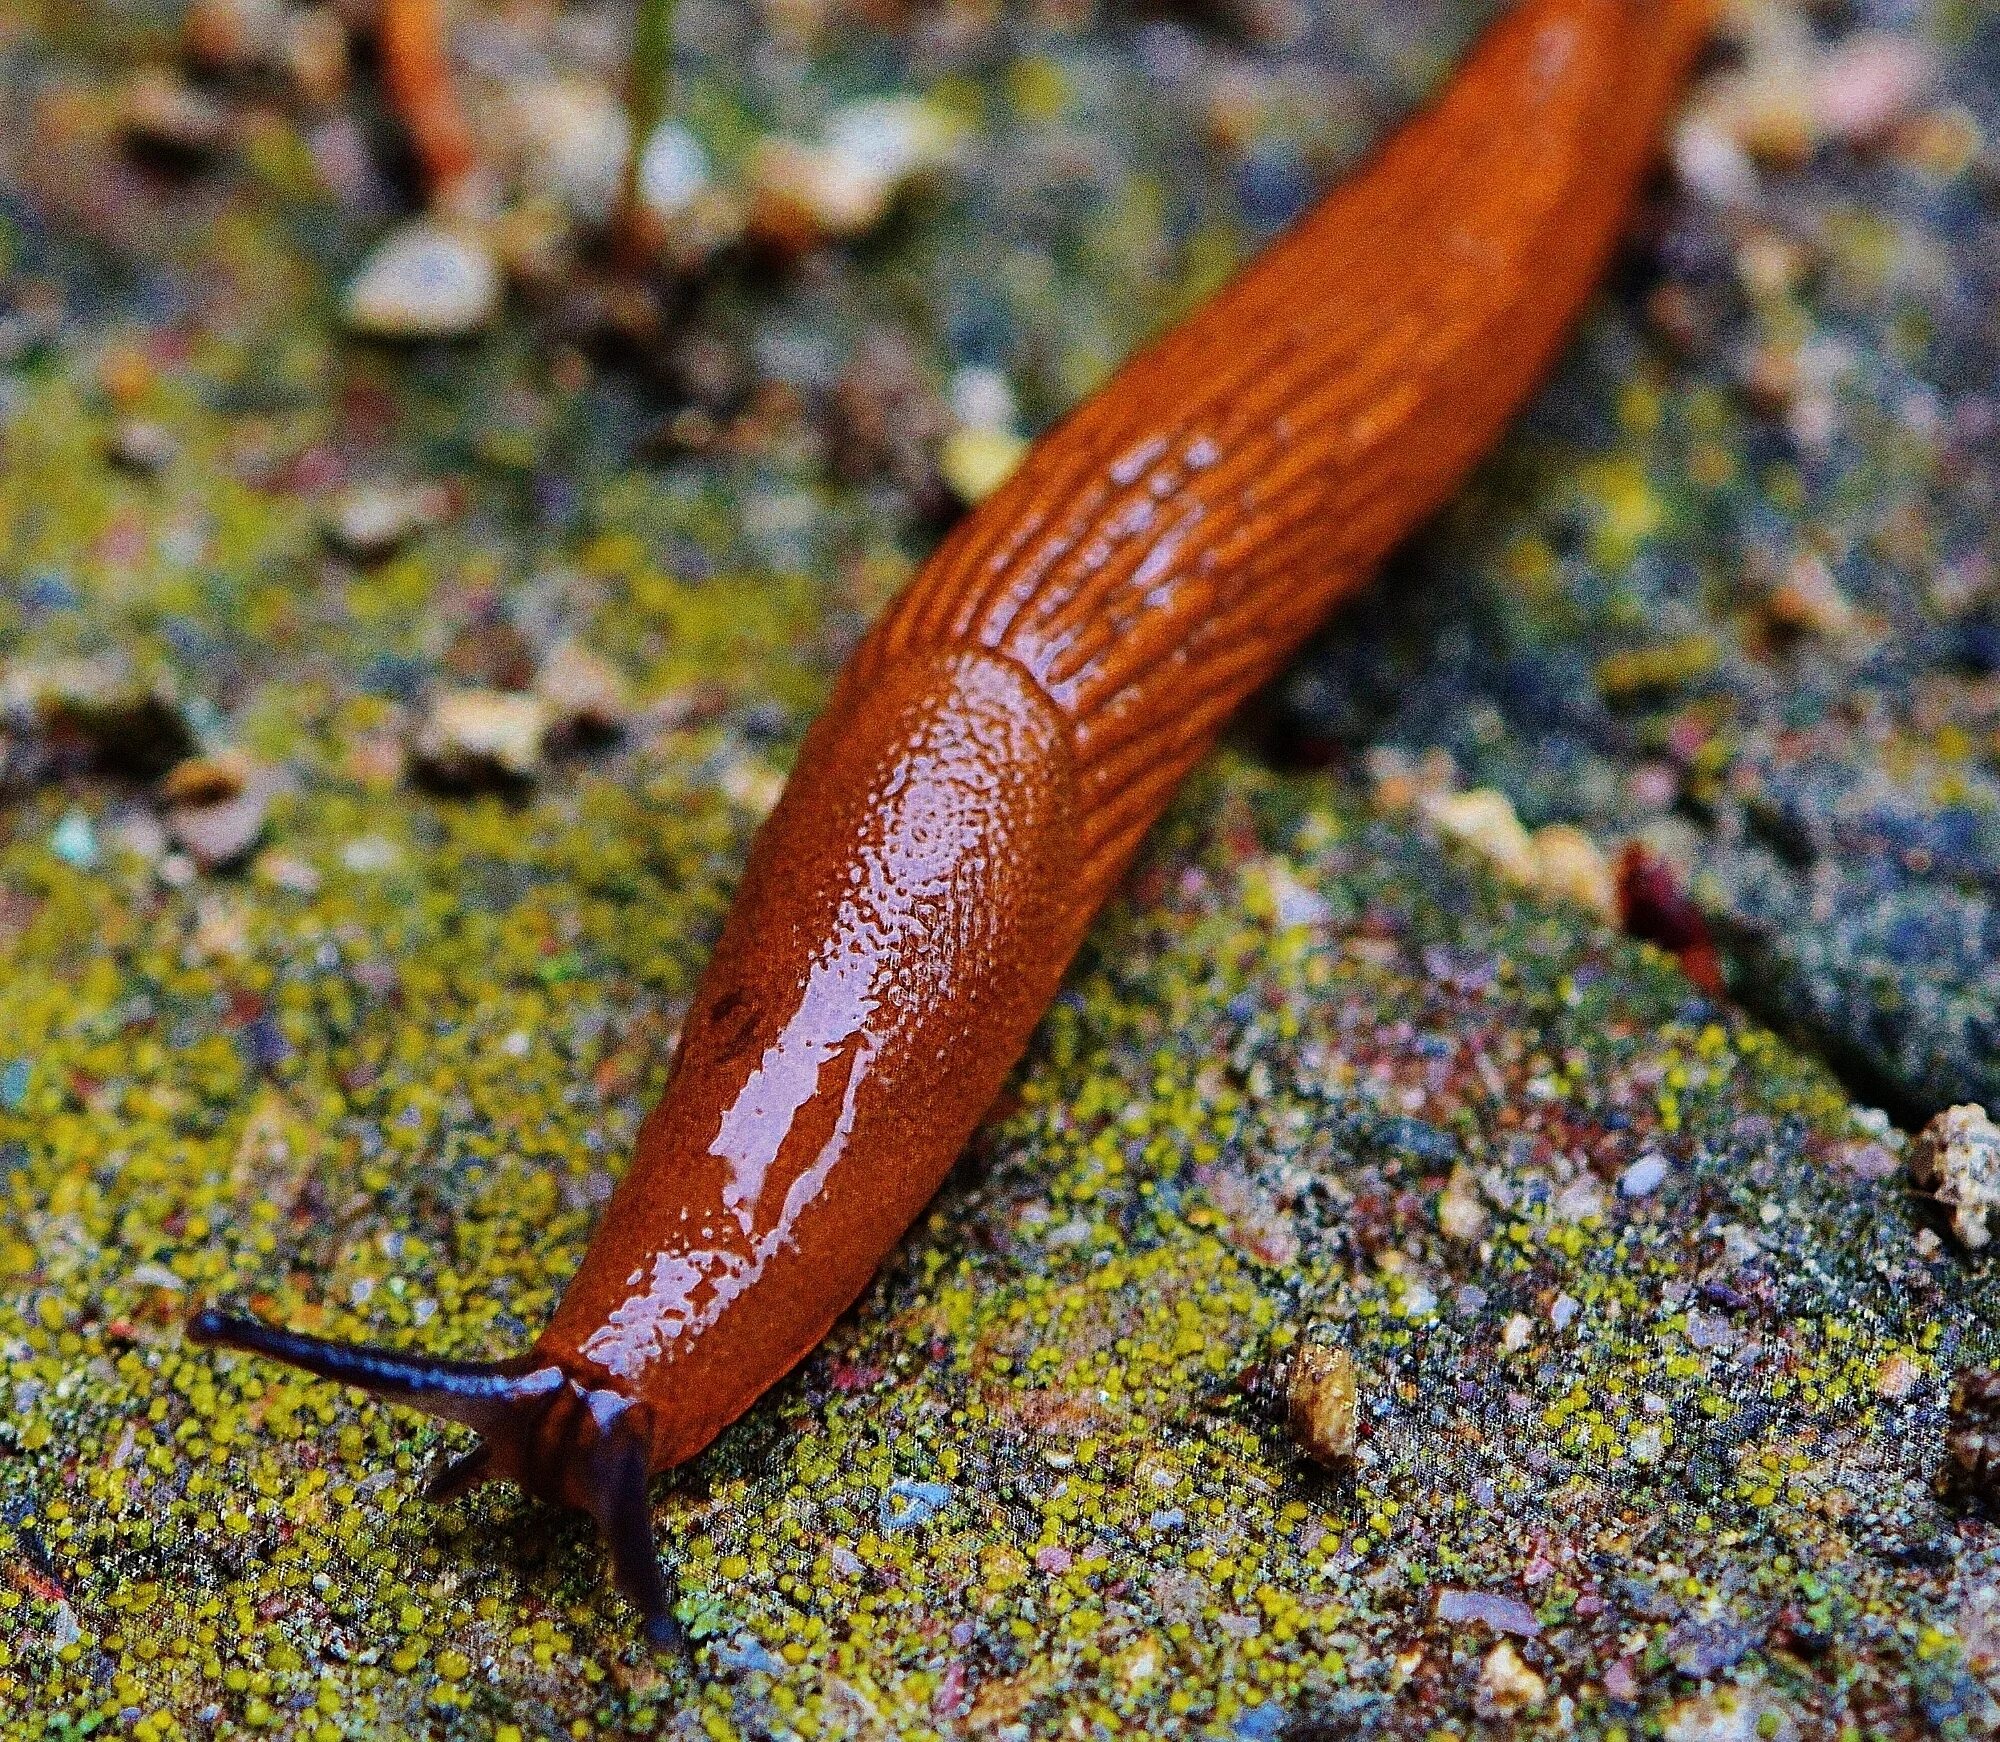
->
548 0 1710 1468
190 0 1710 1637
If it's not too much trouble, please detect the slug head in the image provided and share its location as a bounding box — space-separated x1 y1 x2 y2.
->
186 1308 684 1654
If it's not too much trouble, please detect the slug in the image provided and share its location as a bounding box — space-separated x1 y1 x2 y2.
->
191 0 1710 1646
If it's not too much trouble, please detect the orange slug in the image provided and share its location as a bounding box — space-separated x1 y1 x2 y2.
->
375 0 481 209
191 0 1710 1647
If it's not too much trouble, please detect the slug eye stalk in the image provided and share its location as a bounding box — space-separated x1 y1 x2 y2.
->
186 1309 687 1655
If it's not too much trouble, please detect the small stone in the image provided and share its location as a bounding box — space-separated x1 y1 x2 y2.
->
1621 1151 1669 1197
325 482 443 561
412 689 549 789
1436 1166 1488 1243
121 69 231 162
1812 32 1934 146
51 809 99 869
536 640 630 741
1765 551 1856 638
4 659 196 778
1908 1103 2000 1250
1285 1342 1357 1468
947 365 1017 433
747 96 962 250
1421 787 1536 884
516 78 628 224
941 426 1029 506
639 122 712 222
1530 824 1616 917
343 222 500 340
183 0 288 71
284 7 349 107
161 752 270 872
106 418 177 476
1942 1368 2000 1508
1670 115 1759 206
1476 1640 1546 1717
1435 1589 1541 1638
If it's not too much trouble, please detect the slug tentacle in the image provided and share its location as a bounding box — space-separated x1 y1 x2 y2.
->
188 1309 687 1649
186 1308 557 1433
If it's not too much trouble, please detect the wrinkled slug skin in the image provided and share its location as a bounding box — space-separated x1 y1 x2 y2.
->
536 0 1712 1467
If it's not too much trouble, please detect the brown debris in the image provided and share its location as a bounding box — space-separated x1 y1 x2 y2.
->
1940 1368 2000 1508
1908 1103 2000 1251
1285 1341 1357 1468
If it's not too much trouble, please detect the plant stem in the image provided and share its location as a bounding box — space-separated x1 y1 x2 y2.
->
616 0 678 263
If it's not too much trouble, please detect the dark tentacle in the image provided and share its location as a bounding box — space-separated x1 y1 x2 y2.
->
585 1415 686 1657
187 1308 559 1433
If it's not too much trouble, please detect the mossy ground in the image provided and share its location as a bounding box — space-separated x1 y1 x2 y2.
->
5 0 2000 1737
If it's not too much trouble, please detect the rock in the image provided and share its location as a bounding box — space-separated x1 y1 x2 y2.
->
1475 1639 1546 1718
1908 1103 2000 1250
940 426 1028 506
748 95 962 250
1285 1342 1357 1468
120 70 232 163
1434 1589 1540 1638
182 0 288 72
106 418 177 476
161 753 270 872
1530 824 1616 918
1812 33 1935 146
515 77 628 225
535 640 630 741
638 122 712 222
1941 1367 2000 1508
324 481 444 561
1620 1151 1669 1197
343 222 500 340
1670 115 1760 207
1421 787 1537 884
1765 551 1857 638
412 690 549 789
3 659 195 779
947 365 1017 434
283 7 348 108
1436 1166 1488 1243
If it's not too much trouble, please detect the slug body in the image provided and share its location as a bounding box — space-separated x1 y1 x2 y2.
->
193 0 1709 1642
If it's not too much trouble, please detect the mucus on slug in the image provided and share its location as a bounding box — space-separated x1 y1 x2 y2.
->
187 0 1713 1650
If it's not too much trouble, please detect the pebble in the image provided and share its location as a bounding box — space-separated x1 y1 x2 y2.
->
1284 1341 1357 1468
1476 1639 1546 1717
343 222 501 340
1620 1151 1669 1197
412 689 550 788
4 658 196 778
748 95 961 249
1765 551 1857 638
1435 1588 1541 1638
160 752 270 872
1908 1103 2000 1250
106 417 178 476
940 426 1028 506
1812 33 1935 146
324 481 443 561
535 639 630 740
120 69 232 162
1421 786 1537 885
1530 823 1617 918
515 77 628 224
1435 1166 1488 1243
639 122 712 222
50 809 99 869
182 0 287 72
